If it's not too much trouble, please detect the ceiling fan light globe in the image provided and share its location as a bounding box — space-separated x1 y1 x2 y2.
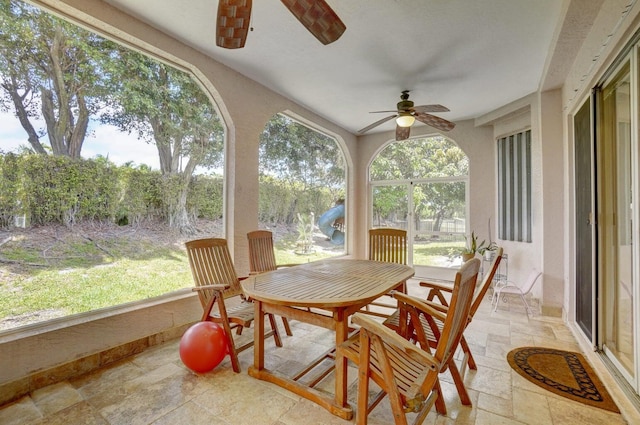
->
396 114 415 127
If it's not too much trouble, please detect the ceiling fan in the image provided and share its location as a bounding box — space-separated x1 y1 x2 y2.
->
216 0 346 49
358 91 456 141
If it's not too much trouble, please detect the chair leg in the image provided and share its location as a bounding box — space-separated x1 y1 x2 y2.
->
459 335 477 371
520 294 533 318
220 320 242 373
433 379 447 415
492 289 502 312
282 317 293 336
448 359 472 406
356 332 372 425
268 313 283 347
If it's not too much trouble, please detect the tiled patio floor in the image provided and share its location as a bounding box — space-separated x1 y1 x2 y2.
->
0 279 631 424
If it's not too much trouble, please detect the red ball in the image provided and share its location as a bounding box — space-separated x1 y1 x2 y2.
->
179 321 228 373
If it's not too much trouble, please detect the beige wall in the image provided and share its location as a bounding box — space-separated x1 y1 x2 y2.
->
475 94 547 304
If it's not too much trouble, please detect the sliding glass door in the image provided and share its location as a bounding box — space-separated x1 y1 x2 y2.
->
597 57 637 387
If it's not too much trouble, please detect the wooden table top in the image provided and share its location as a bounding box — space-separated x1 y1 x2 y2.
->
242 258 414 308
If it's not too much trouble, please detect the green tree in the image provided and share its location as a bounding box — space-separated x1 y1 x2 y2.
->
102 49 224 233
370 137 468 231
260 115 345 223
260 115 344 189
0 0 113 157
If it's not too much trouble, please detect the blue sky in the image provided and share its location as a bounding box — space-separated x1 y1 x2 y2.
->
0 112 160 169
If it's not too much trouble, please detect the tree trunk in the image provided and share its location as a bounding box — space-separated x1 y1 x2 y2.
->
167 134 208 234
434 212 444 232
3 75 47 155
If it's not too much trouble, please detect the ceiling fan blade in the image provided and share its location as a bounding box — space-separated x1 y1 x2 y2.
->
396 125 410 141
280 0 346 45
369 109 402 114
415 112 456 132
216 0 252 49
413 104 450 113
358 115 397 134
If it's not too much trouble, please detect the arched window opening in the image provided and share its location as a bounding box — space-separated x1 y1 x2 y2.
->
258 114 346 263
0 0 224 330
369 136 468 269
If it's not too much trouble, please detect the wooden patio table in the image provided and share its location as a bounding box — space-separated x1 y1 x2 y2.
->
242 258 414 420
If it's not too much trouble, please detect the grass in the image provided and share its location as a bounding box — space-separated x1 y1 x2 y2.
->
413 240 466 266
0 223 342 329
0 223 462 330
273 233 343 265
0 242 191 324
0 221 193 328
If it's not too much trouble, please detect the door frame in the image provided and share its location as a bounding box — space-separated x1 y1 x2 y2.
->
593 47 640 392
369 176 468 276
573 95 596 343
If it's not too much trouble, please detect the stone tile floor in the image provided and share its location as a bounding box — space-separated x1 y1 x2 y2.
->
0 280 633 424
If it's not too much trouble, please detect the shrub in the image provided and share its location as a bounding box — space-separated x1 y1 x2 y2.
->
0 152 20 228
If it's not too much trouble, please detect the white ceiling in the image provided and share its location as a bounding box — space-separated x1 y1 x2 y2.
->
101 0 570 135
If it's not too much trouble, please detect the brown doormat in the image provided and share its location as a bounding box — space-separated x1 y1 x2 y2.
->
507 346 619 413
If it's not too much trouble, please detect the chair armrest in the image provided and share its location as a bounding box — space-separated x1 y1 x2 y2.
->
424 300 450 314
420 279 455 305
392 291 448 322
495 280 517 289
192 284 228 292
419 279 454 293
351 313 438 370
422 300 471 325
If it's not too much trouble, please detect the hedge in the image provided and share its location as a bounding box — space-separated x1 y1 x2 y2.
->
0 153 343 228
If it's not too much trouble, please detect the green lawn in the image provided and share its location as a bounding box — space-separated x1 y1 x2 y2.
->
0 226 339 328
0 226 463 329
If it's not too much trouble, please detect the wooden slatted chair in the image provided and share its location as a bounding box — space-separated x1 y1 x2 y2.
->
369 228 407 265
410 247 503 376
185 237 282 373
247 230 295 335
365 228 408 316
337 258 481 424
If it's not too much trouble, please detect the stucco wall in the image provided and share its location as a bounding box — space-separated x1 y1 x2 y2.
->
0 293 201 404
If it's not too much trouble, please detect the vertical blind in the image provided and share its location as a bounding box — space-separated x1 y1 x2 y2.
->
497 130 532 242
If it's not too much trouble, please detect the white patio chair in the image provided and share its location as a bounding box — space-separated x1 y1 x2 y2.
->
492 269 542 317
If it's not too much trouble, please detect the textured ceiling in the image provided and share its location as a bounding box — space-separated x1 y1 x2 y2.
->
102 0 569 134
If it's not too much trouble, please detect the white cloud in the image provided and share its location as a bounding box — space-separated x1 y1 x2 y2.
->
0 113 160 169
83 123 159 169
0 113 33 152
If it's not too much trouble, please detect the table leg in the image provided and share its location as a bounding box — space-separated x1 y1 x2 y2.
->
252 300 265 371
334 310 349 408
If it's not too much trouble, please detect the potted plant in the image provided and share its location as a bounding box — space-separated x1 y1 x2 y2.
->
479 241 498 261
461 231 487 262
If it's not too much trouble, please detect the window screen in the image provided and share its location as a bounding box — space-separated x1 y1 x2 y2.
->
497 130 532 242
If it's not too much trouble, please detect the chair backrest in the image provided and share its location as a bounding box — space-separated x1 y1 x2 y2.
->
469 247 503 315
521 269 543 294
431 258 480 370
247 230 278 273
368 228 407 265
185 238 243 311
